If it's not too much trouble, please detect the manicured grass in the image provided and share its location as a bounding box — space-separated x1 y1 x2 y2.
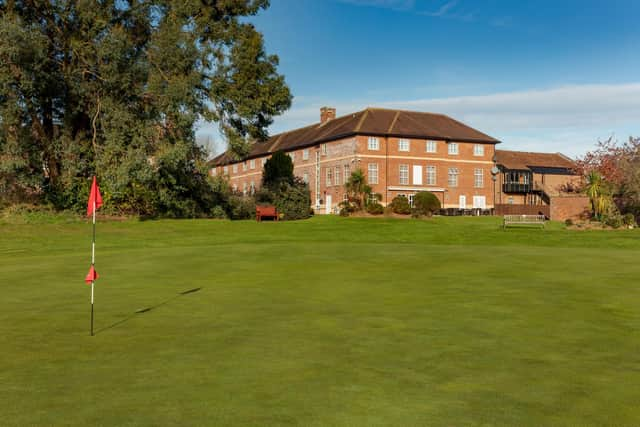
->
1 216 639 426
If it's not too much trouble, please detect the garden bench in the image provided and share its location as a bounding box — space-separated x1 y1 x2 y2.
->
256 205 278 222
503 214 545 229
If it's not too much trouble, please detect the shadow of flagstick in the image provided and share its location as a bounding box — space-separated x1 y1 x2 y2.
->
94 288 202 335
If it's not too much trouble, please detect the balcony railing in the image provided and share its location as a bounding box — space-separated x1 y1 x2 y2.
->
502 182 532 193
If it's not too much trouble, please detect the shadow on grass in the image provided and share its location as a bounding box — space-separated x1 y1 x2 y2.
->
95 287 202 334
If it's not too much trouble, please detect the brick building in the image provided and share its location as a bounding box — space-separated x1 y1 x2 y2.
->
494 150 590 220
210 107 500 213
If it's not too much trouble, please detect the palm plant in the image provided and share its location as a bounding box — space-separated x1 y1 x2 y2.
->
344 169 373 211
585 171 613 220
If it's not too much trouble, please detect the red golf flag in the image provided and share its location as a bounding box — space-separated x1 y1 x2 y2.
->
86 176 103 217
85 265 99 284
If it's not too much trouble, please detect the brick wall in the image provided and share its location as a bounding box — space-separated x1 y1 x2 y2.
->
550 196 591 221
213 135 498 213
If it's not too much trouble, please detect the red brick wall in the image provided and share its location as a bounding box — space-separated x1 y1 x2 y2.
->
213 135 498 213
550 196 591 221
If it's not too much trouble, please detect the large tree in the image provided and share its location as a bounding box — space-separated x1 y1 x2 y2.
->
0 0 291 214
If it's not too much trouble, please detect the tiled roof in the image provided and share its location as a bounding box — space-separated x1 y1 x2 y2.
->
210 108 500 166
495 150 576 171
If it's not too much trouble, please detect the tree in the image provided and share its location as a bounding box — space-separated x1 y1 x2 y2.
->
578 136 640 220
585 171 614 220
262 151 294 189
0 1 291 214
343 169 375 211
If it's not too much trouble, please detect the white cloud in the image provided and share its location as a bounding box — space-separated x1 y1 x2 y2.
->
419 0 458 17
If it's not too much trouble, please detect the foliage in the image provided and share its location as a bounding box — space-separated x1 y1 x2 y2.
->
577 136 640 220
256 177 311 220
565 218 574 227
0 1 291 215
273 179 311 220
604 213 623 229
390 195 411 215
227 194 255 220
262 151 294 189
343 169 373 211
366 202 384 215
623 213 636 227
584 171 615 220
412 191 441 217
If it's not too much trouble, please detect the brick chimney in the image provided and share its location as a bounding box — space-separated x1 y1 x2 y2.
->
320 107 336 124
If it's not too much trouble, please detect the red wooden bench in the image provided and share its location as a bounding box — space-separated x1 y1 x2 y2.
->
256 205 278 222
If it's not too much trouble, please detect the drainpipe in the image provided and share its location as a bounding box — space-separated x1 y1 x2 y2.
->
385 136 389 206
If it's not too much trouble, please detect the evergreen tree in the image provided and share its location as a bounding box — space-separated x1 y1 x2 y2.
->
0 0 291 215
262 150 294 189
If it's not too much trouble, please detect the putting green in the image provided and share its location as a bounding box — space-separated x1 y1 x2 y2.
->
1 216 639 426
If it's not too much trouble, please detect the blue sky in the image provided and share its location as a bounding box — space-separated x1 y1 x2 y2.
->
199 0 640 157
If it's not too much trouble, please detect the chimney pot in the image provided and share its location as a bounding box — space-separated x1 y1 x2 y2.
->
320 107 336 124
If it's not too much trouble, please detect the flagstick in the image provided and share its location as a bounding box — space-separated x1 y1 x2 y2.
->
90 200 96 336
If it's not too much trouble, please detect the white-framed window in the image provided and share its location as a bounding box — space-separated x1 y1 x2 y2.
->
426 140 437 153
288 152 295 162
223 166 228 175
303 172 309 184
335 166 341 186
232 164 238 173
399 164 409 185
303 149 309 160
369 193 379 204
474 168 484 188
426 165 436 185
344 164 350 181
321 144 327 156
473 144 484 156
232 183 237 192
343 193 349 202
250 159 255 169
398 138 410 152
211 168 217 177
448 142 459 155
261 158 267 167
367 163 378 184
408 194 415 208
326 167 333 186
250 181 255 194
242 182 247 195
368 137 379 151
448 167 459 187
242 162 247 171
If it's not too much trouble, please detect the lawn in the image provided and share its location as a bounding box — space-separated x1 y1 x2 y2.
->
1 215 639 426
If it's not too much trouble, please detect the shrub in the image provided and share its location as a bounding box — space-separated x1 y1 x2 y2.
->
271 179 311 220
228 195 255 220
412 191 441 217
338 199 356 217
211 205 227 219
366 202 384 215
390 195 411 215
623 213 636 227
604 214 623 229
565 218 574 227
